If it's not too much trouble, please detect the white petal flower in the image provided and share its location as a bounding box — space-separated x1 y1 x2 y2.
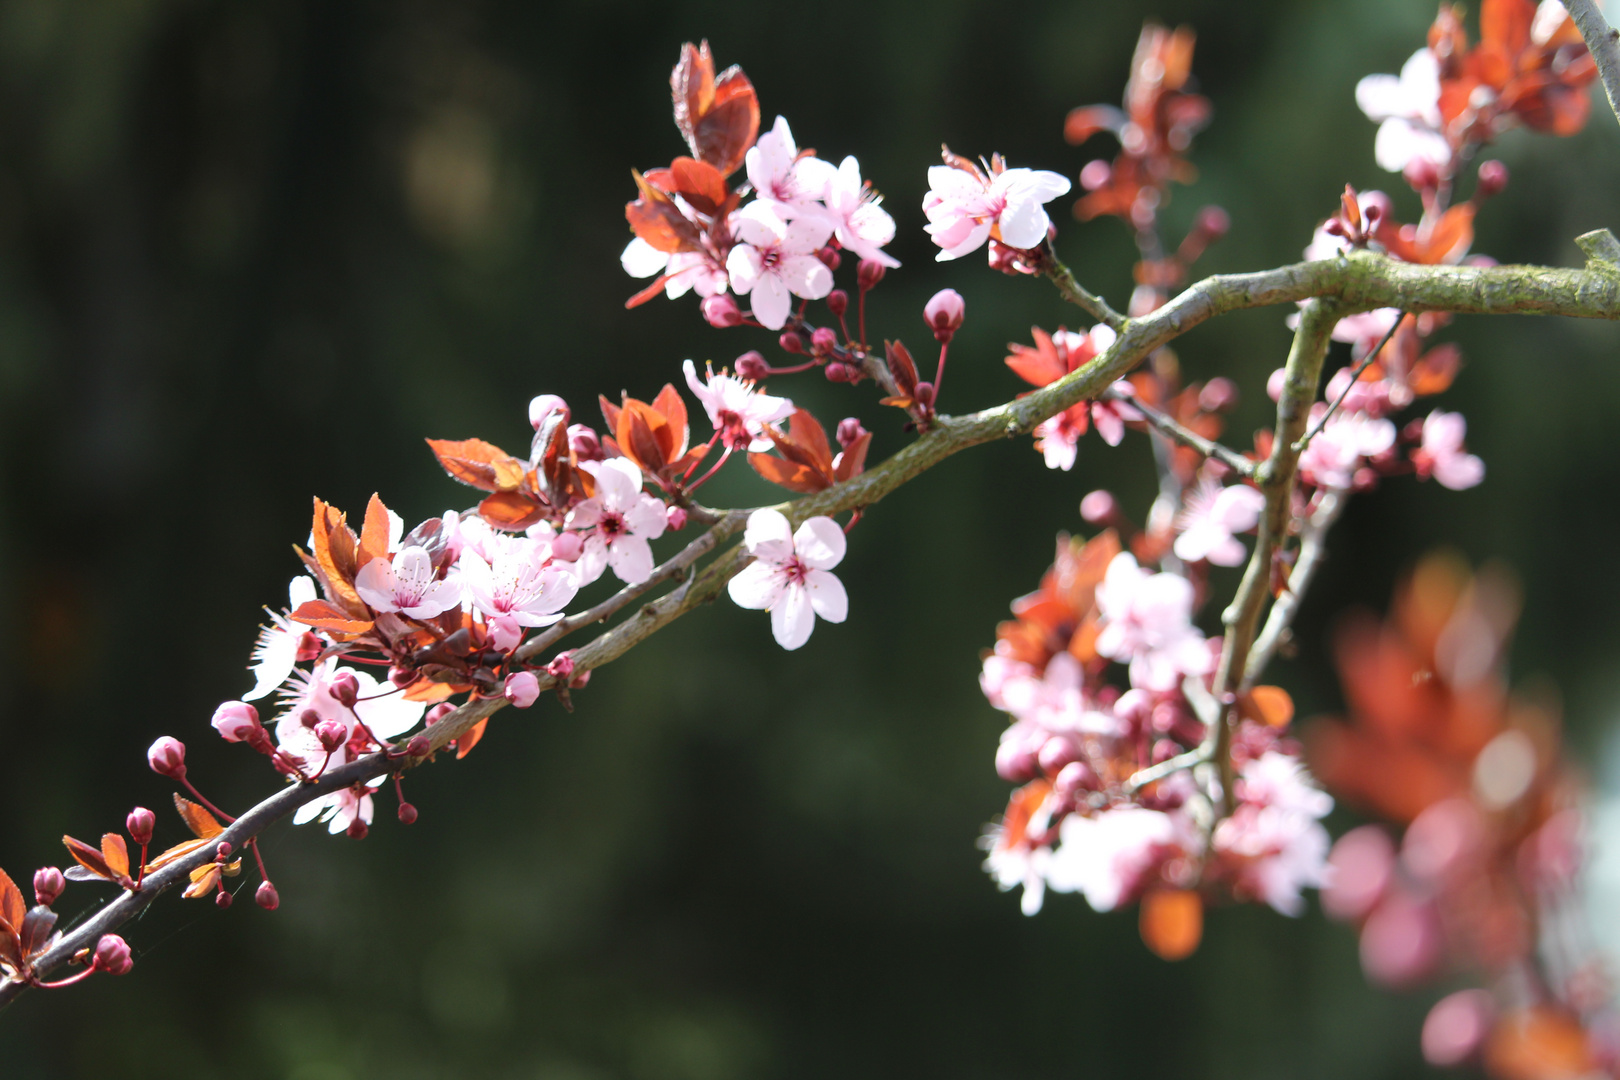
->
727 509 848 650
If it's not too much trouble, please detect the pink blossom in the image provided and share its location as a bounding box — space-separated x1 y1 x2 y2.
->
923 288 965 340
294 780 381 836
997 653 1121 737
459 531 581 635
244 575 318 702
504 671 540 708
1213 752 1334 915
355 546 463 619
1046 806 1183 912
1303 191 1395 261
682 359 795 451
1033 405 1088 471
727 509 847 650
821 156 899 267
567 458 668 585
745 116 837 219
1090 386 1141 446
1093 553 1213 691
981 811 1054 916
1356 49 1451 174
725 203 835 330
147 736 186 779
1174 478 1265 566
273 658 427 777
211 701 262 743
1415 410 1484 490
1297 407 1397 490
622 239 731 300
923 164 1071 261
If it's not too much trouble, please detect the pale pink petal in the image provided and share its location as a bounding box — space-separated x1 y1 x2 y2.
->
996 197 1051 250
728 562 785 610
624 494 668 540
793 516 846 570
726 243 765 294
744 508 793 551
780 255 833 300
354 558 399 612
607 534 654 584
749 273 792 330
804 569 847 622
771 583 816 650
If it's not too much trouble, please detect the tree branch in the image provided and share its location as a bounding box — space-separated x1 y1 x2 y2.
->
1243 488 1347 686
1568 0 1620 133
1106 383 1255 476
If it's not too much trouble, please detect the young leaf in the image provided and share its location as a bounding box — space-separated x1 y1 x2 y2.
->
358 493 394 568
173 794 225 840
0 868 23 934
290 600 375 635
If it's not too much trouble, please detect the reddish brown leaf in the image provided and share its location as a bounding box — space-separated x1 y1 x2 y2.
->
358 493 393 568
425 438 521 493
625 170 704 254
0 868 23 934
650 384 690 457
174 794 224 841
146 836 212 871
748 452 827 494
478 491 546 531
832 431 872 483
667 156 727 216
670 42 717 148
290 600 375 635
311 499 363 610
693 66 759 177
885 340 918 396
62 835 114 882
456 717 489 760
617 399 675 473
101 834 130 879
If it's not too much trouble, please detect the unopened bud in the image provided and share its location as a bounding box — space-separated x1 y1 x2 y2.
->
826 289 848 317
216 889 233 908
1266 367 1287 402
1079 159 1112 191
1476 159 1508 200
551 532 584 562
146 737 187 780
666 505 688 531
300 708 321 729
815 245 841 271
216 842 233 860
1053 760 1100 800
388 665 417 688
33 867 64 907
1198 377 1239 413
569 669 592 690
1360 190 1395 225
527 394 568 431
255 881 280 910
810 326 839 354
1194 205 1230 240
567 424 603 461
734 350 770 382
778 331 806 355
210 701 261 743
295 632 324 662
425 703 455 727
995 740 1039 783
92 934 133 975
1323 218 1348 238
1403 156 1441 193
856 258 886 290
923 288 966 342
546 652 576 680
835 418 868 448
701 293 743 328
329 671 359 708
346 819 369 840
1079 489 1118 524
912 381 936 407
405 735 431 757
397 802 419 825
824 362 853 383
1038 735 1081 773
504 670 541 709
125 807 155 847
314 719 348 753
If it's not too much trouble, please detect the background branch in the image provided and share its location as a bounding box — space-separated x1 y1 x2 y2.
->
1568 0 1620 132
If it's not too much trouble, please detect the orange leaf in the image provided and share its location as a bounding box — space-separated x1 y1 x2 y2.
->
625 170 704 254
358 493 393 568
748 452 827 494
146 837 212 871
456 717 489 760
1140 889 1203 961
403 680 457 703
885 340 917 395
478 491 546 531
173 794 224 840
667 156 727 216
62 835 114 882
650 383 690 459
100 834 130 879
1244 685 1295 728
311 499 363 610
832 431 871 483
618 400 674 473
291 600 375 635
0 868 23 934
425 438 521 493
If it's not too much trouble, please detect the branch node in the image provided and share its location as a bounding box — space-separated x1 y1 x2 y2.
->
1577 229 1620 276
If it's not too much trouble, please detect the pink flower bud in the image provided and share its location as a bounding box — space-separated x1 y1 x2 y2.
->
216 889 233 908
1037 735 1081 773
92 934 133 975
1323 218 1348 238
1266 367 1287 402
551 531 584 562
1198 377 1239 413
300 708 321 729
405 735 431 757
912 381 935 407
1403 156 1441 193
147 737 187 780
527 394 568 431
735 350 770 382
1195 205 1230 240
295 632 324 662
567 424 603 461
389 665 417 688
425 703 455 727
701 293 743 328
666 505 688 531
314 719 348 753
569 669 592 689
995 740 1039 783
824 362 853 383
810 326 839 354
546 652 576 680
346 819 368 840
835 418 868 448
1053 761 1099 801
211 700 261 743
1079 159 1112 191
33 867 64 907
778 331 806 355
1079 489 1118 524
826 289 848 317
815 245 841 271
923 289 966 342
125 807 155 847
856 258 886 290
397 802 419 824
1361 190 1395 223
1422 989 1494 1067
504 670 541 709
1475 159 1508 200
216 841 233 859
329 671 359 708
256 881 280 910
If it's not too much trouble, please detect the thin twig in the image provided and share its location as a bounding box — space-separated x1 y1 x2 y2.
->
1243 488 1347 685
1042 247 1127 330
1294 312 1406 451
1106 384 1255 476
1568 0 1620 133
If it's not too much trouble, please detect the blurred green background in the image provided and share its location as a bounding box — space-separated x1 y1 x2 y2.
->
2 0 1619 1077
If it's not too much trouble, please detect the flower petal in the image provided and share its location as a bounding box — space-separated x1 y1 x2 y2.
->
804 569 847 623
770 583 816 650
728 562 784 611
793 516 846 570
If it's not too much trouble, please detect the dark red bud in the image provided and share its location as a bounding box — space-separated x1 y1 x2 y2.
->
568 424 603 461
826 289 848 317
1323 219 1348 238
810 327 839 354
701 293 744 328
856 258 886 290
33 867 64 907
346 819 369 840
815 245 842 271
125 807 155 847
216 842 233 860
92 934 133 975
1476 159 1508 200
778 331 806 355
734 350 770 382
255 881 280 910
912 381 936 407
215 890 233 909
300 708 321 729
546 652 577 680
146 737 187 780
329 672 359 708
314 719 348 753
388 665 417 689
835 418 868 448
425 703 455 727
397 803 419 825
405 735 431 757
824 362 853 383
